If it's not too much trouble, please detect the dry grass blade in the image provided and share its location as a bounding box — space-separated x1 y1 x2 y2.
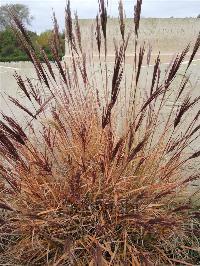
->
96 15 102 55
26 78 42 105
0 120 26 145
9 96 36 119
40 48 56 81
136 44 145 86
31 52 51 89
65 0 77 53
111 137 124 161
118 0 125 41
9 7 35 51
65 1 73 43
14 72 31 101
140 85 163 111
0 130 20 161
53 11 64 54
134 0 142 38
98 0 107 41
150 53 160 95
128 135 147 162
165 45 190 87
74 11 82 53
188 150 200 160
147 44 152 66
174 95 200 128
51 44 68 85
2 115 27 140
186 31 200 70
188 124 200 138
177 75 190 100
135 111 145 132
102 44 124 128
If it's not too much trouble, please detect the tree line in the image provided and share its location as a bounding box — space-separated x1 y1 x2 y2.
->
0 4 65 62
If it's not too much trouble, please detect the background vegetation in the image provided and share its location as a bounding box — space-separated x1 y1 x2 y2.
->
0 4 65 62
0 29 65 62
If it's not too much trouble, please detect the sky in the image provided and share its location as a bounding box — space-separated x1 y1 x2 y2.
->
1 0 200 33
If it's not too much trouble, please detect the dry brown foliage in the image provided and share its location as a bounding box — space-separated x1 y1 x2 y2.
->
0 0 200 265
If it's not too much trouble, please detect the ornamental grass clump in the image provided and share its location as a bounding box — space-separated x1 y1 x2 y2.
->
0 0 200 264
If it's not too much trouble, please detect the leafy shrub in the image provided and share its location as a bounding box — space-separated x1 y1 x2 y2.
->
0 28 60 62
0 0 200 265
0 55 28 62
0 45 15 57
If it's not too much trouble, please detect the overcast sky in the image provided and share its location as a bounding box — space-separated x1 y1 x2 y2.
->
1 0 200 33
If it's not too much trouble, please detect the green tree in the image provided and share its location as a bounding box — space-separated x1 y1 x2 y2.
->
36 30 53 51
0 4 33 30
36 30 65 56
197 14 200 18
0 28 37 61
